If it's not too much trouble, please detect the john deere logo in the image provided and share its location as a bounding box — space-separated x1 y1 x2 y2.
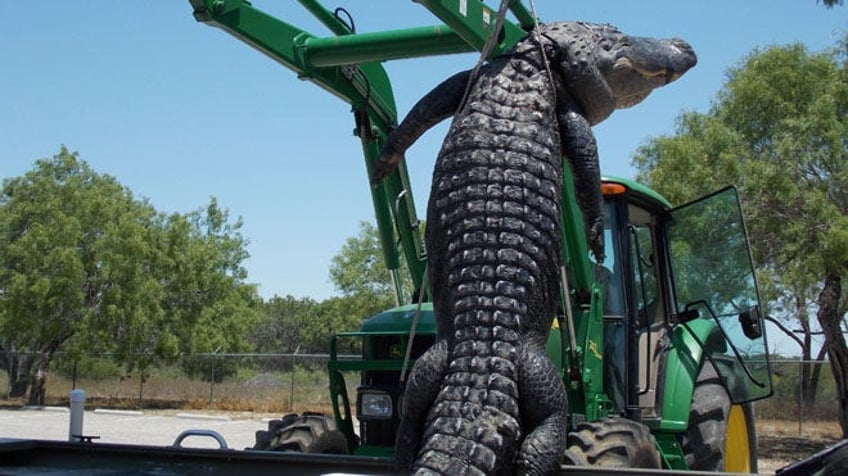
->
389 344 402 359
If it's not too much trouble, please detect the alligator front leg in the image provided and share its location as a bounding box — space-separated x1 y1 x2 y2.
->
557 97 605 263
395 340 450 472
371 70 472 184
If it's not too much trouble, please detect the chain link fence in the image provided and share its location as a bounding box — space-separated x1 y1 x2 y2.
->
1 353 843 435
0 352 358 414
756 359 842 434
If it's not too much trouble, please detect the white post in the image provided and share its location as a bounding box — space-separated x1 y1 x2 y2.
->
68 389 85 442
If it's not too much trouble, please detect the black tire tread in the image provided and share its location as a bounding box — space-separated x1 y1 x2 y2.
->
253 412 348 454
681 364 758 473
566 417 661 468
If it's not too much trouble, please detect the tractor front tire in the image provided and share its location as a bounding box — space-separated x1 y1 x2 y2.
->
565 417 662 468
681 364 758 473
254 412 348 454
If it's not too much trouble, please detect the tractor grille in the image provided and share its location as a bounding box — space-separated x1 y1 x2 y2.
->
359 334 435 447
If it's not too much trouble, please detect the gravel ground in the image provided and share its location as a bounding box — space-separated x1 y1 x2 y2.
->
0 407 264 450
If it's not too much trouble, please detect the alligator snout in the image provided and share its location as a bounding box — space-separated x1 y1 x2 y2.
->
666 38 698 82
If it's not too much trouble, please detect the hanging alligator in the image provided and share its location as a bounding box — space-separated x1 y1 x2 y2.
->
372 21 697 475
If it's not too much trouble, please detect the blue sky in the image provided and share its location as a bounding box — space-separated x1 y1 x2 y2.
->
2 1 846 311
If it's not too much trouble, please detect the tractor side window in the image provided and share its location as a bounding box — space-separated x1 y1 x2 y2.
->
598 203 625 317
629 213 660 330
628 205 664 405
600 201 626 411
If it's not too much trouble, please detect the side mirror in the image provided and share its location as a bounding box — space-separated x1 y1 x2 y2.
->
672 300 704 325
673 308 700 324
738 306 763 339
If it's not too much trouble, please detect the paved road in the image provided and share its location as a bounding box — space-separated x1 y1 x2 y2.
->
0 407 266 450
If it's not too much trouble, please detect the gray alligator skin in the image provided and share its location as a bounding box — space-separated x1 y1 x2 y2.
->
373 22 696 475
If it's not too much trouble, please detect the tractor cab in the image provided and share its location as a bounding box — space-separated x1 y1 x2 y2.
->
598 178 772 424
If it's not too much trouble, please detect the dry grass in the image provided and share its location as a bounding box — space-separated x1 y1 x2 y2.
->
756 418 844 474
757 418 843 441
0 366 347 415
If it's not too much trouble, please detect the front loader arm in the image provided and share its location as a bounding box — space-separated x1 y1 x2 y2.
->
187 0 537 303
189 0 426 299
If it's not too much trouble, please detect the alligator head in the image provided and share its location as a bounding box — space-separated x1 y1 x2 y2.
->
532 21 697 125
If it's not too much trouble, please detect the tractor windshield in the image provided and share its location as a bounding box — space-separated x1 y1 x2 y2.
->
666 187 773 403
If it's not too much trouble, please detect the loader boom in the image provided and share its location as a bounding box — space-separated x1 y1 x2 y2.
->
187 0 557 304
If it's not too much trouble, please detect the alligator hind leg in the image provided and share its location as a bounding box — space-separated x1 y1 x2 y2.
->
516 344 568 475
395 340 450 471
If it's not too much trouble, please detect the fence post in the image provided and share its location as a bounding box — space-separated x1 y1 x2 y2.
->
209 356 216 404
290 346 300 412
798 364 803 437
209 348 221 405
138 367 145 410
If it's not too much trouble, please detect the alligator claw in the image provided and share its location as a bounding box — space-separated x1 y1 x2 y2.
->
371 145 403 186
588 217 606 264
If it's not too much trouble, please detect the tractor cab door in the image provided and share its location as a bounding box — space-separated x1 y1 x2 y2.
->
664 187 773 403
598 190 667 415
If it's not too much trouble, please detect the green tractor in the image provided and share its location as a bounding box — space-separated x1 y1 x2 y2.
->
190 1 772 472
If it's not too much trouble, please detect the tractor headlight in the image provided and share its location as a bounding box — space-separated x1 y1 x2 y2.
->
358 391 393 419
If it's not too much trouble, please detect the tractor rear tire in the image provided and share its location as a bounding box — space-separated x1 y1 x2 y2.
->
254 413 299 450
565 417 662 468
253 412 348 454
681 364 758 473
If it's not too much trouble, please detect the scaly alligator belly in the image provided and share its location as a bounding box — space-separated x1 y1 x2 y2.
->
414 59 564 475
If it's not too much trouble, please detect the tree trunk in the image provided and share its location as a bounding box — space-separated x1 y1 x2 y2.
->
9 374 29 398
800 344 828 410
763 310 822 407
28 370 47 406
807 345 828 409
816 272 848 438
26 353 53 406
800 336 818 409
3 349 35 398
796 294 821 408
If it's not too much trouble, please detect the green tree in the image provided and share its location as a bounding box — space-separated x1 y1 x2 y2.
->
251 293 379 356
314 294 396 353
164 198 260 356
252 295 321 353
0 149 164 402
328 221 412 305
0 149 259 403
249 221 415 356
274 220 418 354
633 40 848 435
159 198 260 380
